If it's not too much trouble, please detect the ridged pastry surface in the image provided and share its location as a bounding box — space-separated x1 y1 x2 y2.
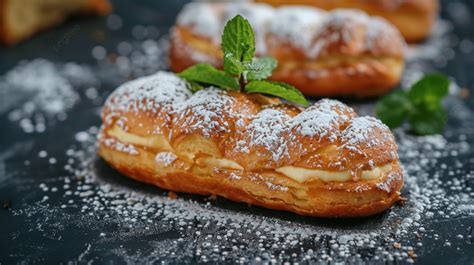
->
98 72 404 217
169 2 405 97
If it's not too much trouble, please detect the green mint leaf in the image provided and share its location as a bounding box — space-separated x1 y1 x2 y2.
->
408 106 447 135
375 91 412 128
223 53 244 76
408 73 450 111
187 81 203 93
221 15 255 65
245 80 308 106
178 64 239 91
244 57 278 81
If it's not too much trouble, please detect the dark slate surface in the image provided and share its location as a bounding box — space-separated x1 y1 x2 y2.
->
0 0 473 264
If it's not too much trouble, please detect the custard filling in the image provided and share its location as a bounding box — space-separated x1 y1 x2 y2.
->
275 164 393 183
108 125 172 151
196 157 244 170
106 126 392 182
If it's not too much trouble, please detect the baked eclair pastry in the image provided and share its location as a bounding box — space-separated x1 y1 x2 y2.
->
170 2 406 97
256 0 439 43
97 71 404 218
0 0 112 45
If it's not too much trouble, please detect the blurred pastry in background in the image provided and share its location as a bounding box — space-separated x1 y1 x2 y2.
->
170 2 406 97
256 0 439 43
0 0 112 45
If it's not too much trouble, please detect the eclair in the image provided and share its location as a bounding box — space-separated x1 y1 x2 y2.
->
169 2 406 97
256 0 439 43
97 71 404 218
0 0 112 45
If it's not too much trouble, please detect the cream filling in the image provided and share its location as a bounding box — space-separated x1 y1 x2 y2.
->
108 125 172 151
107 126 392 182
196 156 244 170
275 164 393 183
107 127 243 170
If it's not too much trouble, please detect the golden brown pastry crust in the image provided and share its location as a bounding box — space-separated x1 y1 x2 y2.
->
169 2 405 97
98 145 403 217
97 72 404 218
256 0 439 43
0 0 112 45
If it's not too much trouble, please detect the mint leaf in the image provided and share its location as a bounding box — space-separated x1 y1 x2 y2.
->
408 73 450 111
179 15 309 110
223 53 244 76
245 57 277 81
375 91 412 128
408 106 447 135
178 64 239 91
187 81 203 93
245 80 308 106
221 15 255 64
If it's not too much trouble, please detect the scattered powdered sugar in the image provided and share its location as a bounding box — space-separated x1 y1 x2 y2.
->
95 34 170 83
229 172 242 181
403 20 457 90
155 152 177 166
2 4 473 262
0 59 96 133
13 112 472 263
405 21 454 64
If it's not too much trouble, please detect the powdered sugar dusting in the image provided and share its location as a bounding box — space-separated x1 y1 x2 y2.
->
172 87 237 138
3 8 472 262
176 2 403 60
177 2 222 39
100 137 139 156
270 6 325 52
12 116 471 263
106 71 191 114
340 116 390 153
0 59 96 133
289 99 352 140
103 76 389 168
155 152 177 166
245 108 291 161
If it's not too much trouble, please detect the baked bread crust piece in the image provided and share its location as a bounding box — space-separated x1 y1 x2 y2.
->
169 2 405 97
0 0 112 45
97 71 404 218
256 0 439 43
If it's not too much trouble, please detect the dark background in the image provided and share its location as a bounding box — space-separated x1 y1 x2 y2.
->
0 0 473 264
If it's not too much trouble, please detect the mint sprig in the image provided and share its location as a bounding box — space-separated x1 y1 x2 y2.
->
178 64 239 91
221 15 255 65
245 57 277 81
178 15 308 107
375 74 450 135
246 81 308 106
